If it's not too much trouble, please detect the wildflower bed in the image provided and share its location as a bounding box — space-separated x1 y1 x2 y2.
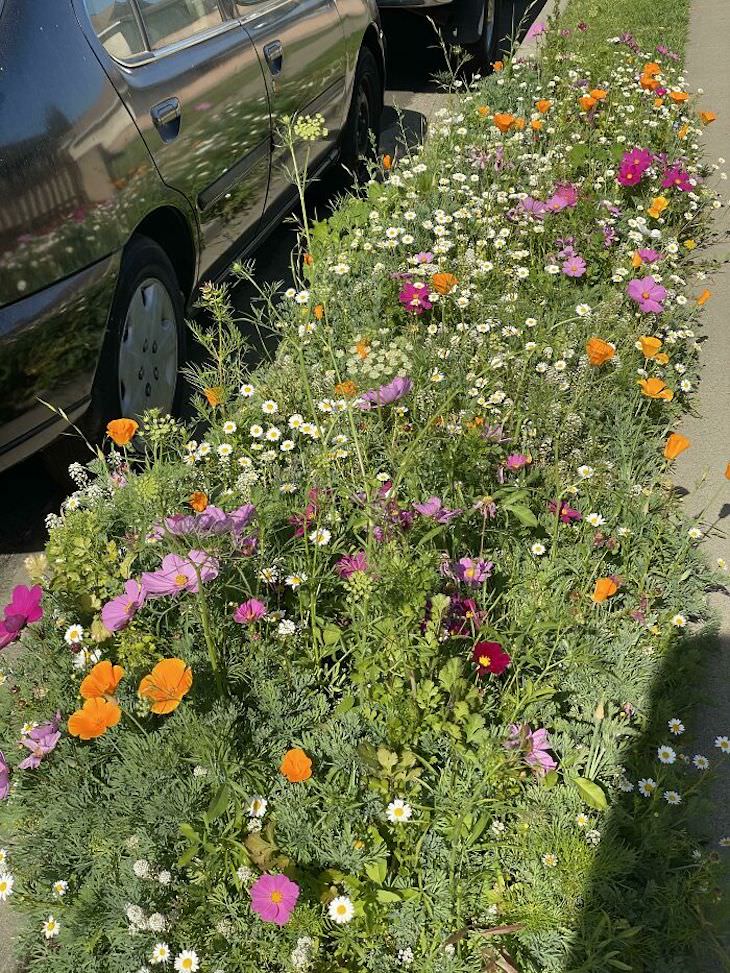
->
1 22 728 973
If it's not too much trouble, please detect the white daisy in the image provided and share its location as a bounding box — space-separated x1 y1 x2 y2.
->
0 873 14 901
693 755 709 770
671 613 687 627
575 813 589 828
586 513 605 527
530 542 546 556
64 624 84 645
386 799 412 823
42 915 60 939
174 950 200 972
657 745 676 764
151 943 171 965
328 895 355 924
239 383 255 397
285 573 307 589
262 400 279 415
667 718 685 735
542 853 558 867
663 790 682 805
638 778 657 797
309 528 331 546
52 880 68 897
248 796 267 817
577 465 594 479
222 421 237 435
714 736 730 753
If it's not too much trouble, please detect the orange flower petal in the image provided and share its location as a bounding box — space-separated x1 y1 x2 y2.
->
280 747 312 783
106 419 139 447
68 697 121 740
80 660 125 700
664 433 691 460
138 658 193 715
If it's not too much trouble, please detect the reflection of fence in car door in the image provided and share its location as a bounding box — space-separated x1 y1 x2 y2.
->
238 0 347 214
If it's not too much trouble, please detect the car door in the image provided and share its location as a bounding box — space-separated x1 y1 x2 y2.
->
81 0 273 280
233 0 348 220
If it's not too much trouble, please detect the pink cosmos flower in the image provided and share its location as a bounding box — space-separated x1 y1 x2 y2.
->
661 165 693 192
627 276 667 314
616 147 653 187
141 550 219 598
520 197 546 218
562 255 587 278
0 751 10 799
504 453 531 471
0 584 43 650
635 247 661 264
334 552 369 579
250 874 300 926
505 723 557 775
357 376 413 410
17 714 61 770
101 580 145 633
398 281 432 315
233 598 267 624
455 557 494 587
525 19 546 40
413 496 462 523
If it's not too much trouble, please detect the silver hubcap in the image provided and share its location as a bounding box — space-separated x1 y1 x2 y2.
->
118 277 178 418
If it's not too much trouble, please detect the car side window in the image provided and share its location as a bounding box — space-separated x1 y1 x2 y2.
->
138 0 223 49
84 0 147 59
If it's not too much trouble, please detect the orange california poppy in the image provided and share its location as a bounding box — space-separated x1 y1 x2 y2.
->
138 658 193 715
699 111 717 125
592 577 619 603
531 119 543 131
203 387 223 407
640 74 659 91
590 88 607 101
647 196 668 219
669 91 689 103
382 154 392 171
189 491 209 512
725 463 730 480
697 289 712 306
80 660 125 701
638 335 663 358
280 747 312 782
664 432 691 460
106 419 139 447
355 339 370 360
492 60 504 71
579 95 597 112
654 352 670 365
513 117 526 130
431 272 458 295
313 303 324 320
536 99 551 113
303 253 314 267
678 123 690 140
643 62 662 76
477 105 490 117
653 97 665 109
586 337 615 366
638 377 673 400
334 379 358 398
493 112 515 133
68 697 121 740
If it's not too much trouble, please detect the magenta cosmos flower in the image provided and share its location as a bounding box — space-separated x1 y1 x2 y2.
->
616 147 653 187
101 579 145 633
548 500 582 524
0 584 43 650
504 453 531 472
250 874 300 926
544 182 578 211
627 276 667 313
398 281 432 315
413 496 462 524
0 751 10 799
357 376 413 410
233 598 267 624
334 551 369 579
661 165 693 192
141 550 219 598
505 723 557 775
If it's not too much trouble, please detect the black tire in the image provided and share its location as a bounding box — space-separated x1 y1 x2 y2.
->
340 46 383 179
85 235 186 440
467 0 510 71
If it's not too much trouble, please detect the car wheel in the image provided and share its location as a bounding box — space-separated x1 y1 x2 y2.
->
91 235 186 431
467 0 501 71
340 46 383 179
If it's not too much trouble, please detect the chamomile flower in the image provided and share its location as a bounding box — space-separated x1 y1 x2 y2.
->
668 718 685 735
586 512 605 527
0 873 14 901
530 542 546 556
657 745 677 764
64 624 84 645
693 754 709 770
222 421 237 435
248 796 267 817
687 526 702 540
714 736 730 753
150 943 171 965
285 573 308 589
262 400 279 415
663 790 682 805
42 916 60 939
309 528 331 546
577 465 595 479
542 853 558 868
328 895 355 924
386 799 412 823
239 383 255 397
51 880 68 897
250 424 264 439
575 813 589 828
174 949 200 972
638 778 657 797
575 303 593 317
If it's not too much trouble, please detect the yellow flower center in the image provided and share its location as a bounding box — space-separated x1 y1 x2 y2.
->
271 890 283 904
642 291 650 299
337 904 347 915
174 573 188 587
478 655 491 668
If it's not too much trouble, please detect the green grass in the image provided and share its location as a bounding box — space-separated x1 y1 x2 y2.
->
558 0 689 59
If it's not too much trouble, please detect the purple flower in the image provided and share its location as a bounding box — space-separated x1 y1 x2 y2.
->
18 715 61 770
250 874 299 926
413 496 462 524
504 453 531 472
0 751 10 799
335 551 369 579
524 19 546 40
520 197 546 218
548 500 582 524
636 247 661 264
602 225 617 248
357 376 413 410
413 251 434 264
398 281 432 315
661 165 693 192
230 504 257 537
505 723 557 775
562 255 587 278
0 584 43 650
627 276 667 314
141 550 219 598
233 598 267 624
455 557 494 587
101 579 145 633
446 596 486 636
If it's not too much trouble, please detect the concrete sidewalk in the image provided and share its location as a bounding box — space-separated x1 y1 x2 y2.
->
675 0 730 966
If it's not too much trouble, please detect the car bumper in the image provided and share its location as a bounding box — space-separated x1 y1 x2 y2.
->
377 0 452 8
0 252 120 472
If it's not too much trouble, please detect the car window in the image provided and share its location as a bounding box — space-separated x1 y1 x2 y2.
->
138 0 223 49
84 0 147 59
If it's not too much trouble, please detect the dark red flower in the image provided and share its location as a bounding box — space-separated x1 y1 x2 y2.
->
472 640 511 676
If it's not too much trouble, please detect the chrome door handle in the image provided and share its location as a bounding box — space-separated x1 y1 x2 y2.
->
151 97 181 142
263 40 283 76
